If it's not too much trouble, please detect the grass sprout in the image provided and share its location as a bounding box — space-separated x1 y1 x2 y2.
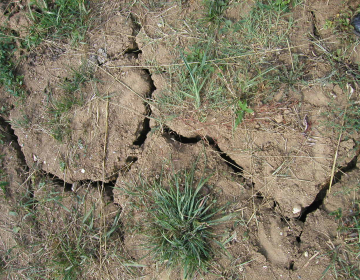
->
128 163 235 279
203 0 230 25
180 50 212 109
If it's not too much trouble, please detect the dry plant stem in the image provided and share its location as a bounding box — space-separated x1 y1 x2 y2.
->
107 99 158 122
92 61 148 103
328 105 347 193
100 98 109 270
106 39 335 69
287 39 294 72
302 251 320 269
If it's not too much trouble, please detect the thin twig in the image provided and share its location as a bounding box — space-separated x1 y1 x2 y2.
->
328 94 349 192
100 98 109 270
302 251 320 269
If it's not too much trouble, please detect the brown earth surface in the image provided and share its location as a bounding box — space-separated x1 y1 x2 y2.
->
1 0 360 279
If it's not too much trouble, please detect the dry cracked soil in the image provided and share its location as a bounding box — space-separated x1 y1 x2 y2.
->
0 0 360 279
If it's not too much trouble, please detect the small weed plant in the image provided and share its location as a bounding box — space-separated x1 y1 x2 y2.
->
128 164 235 278
180 49 213 109
202 0 230 25
234 100 253 129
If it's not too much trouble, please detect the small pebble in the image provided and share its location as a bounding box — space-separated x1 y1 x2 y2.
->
293 205 301 214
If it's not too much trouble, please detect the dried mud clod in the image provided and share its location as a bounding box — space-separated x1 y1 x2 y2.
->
9 11 158 184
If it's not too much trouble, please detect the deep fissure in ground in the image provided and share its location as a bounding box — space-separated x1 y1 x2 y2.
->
162 124 360 228
298 145 360 222
162 126 244 175
132 69 156 146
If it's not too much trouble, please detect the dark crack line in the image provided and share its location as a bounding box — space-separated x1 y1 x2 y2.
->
162 125 360 226
297 146 360 222
0 116 27 165
310 11 321 39
162 126 244 176
132 70 156 147
37 170 118 202
1 116 121 202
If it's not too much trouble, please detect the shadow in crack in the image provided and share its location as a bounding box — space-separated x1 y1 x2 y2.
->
162 126 244 176
132 69 156 147
297 147 359 222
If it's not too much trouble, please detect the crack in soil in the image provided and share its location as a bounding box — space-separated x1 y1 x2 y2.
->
132 71 156 147
310 11 321 39
0 116 27 166
0 116 118 201
162 126 244 176
35 170 117 202
298 145 360 222
124 45 142 60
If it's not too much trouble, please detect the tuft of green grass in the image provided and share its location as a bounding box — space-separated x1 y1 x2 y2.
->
0 28 26 98
156 0 298 126
157 41 230 120
202 0 230 25
128 163 235 279
26 0 90 47
180 48 213 109
234 100 253 129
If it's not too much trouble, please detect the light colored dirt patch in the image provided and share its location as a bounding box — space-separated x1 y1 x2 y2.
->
258 217 289 266
155 99 337 218
225 0 255 21
10 15 154 182
11 64 152 182
302 85 331 106
8 10 30 38
22 46 83 94
308 0 345 38
88 12 136 60
325 168 360 214
134 4 186 66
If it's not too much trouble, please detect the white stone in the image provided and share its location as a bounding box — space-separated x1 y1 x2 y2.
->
292 205 301 214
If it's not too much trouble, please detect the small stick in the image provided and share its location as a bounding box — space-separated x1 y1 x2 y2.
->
287 39 294 72
302 251 320 268
100 98 109 271
328 94 349 192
